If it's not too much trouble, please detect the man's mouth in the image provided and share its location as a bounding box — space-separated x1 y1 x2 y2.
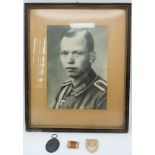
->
65 67 78 72
65 67 77 69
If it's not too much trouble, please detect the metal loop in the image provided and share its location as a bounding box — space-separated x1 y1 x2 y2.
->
51 134 58 139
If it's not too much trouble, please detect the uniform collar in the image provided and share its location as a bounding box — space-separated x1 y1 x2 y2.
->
72 69 97 96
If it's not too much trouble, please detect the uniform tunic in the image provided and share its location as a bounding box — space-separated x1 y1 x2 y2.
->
53 69 107 109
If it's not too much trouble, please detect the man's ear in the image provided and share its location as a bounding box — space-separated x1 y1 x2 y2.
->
89 51 96 63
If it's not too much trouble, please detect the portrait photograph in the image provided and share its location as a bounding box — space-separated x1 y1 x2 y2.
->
25 3 131 132
47 26 108 109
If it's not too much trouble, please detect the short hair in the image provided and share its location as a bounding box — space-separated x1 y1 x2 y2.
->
60 28 94 52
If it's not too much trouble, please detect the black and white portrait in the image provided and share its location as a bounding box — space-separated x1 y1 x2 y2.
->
47 25 108 109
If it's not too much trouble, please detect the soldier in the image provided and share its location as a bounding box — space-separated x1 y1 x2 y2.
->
53 28 107 109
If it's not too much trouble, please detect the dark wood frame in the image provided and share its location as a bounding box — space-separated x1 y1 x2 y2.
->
25 3 131 133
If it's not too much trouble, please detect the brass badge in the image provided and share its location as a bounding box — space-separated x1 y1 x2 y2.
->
86 139 98 153
67 141 79 148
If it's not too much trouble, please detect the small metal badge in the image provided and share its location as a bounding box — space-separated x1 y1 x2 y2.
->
86 139 98 153
67 141 79 149
45 134 60 153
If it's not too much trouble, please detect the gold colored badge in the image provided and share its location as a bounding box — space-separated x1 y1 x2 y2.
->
67 141 79 149
86 139 98 153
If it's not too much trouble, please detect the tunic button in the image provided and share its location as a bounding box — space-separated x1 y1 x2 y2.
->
71 92 74 95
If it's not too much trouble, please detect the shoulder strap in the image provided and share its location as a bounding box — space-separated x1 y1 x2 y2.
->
94 79 107 91
56 85 69 108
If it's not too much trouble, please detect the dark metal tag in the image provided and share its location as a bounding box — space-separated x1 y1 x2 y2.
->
46 134 60 153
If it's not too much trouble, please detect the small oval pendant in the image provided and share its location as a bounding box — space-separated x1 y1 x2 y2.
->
46 134 60 153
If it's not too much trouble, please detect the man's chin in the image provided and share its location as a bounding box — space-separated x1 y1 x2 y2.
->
67 73 80 78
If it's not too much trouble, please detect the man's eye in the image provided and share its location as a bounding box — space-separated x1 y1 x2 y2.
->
73 51 84 55
61 51 68 55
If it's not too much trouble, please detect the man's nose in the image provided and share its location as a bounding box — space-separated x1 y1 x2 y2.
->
67 54 75 64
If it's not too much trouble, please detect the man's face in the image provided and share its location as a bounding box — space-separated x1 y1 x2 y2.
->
60 33 91 78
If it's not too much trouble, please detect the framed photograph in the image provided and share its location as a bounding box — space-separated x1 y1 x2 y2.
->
25 3 131 132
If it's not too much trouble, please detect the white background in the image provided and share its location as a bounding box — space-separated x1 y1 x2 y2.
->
0 0 155 155
24 1 131 155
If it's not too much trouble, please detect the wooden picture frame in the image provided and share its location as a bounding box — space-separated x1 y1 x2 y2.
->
25 3 131 132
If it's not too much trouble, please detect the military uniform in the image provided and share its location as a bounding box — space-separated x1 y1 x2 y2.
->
53 69 107 109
